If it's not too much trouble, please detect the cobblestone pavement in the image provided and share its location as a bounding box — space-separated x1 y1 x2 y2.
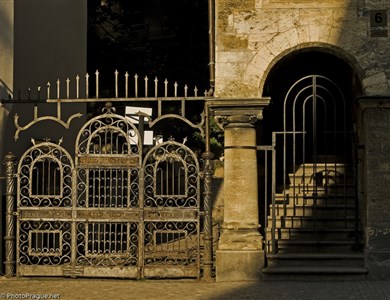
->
0 277 390 300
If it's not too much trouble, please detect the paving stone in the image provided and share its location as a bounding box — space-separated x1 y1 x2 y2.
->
1 278 390 300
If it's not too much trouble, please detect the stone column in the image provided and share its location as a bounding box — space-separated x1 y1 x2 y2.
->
208 98 270 281
358 97 390 280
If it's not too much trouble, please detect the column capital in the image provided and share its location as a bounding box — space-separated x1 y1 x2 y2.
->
206 97 270 127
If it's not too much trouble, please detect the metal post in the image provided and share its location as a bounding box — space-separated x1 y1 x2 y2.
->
4 152 16 277
271 133 277 254
208 0 215 91
202 103 214 281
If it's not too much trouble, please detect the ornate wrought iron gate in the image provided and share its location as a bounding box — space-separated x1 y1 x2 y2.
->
15 106 203 278
6 71 212 279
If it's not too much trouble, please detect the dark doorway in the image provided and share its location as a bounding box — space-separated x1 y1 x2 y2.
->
260 49 364 255
263 50 361 138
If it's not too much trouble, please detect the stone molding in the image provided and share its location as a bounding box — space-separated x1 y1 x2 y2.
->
357 96 390 110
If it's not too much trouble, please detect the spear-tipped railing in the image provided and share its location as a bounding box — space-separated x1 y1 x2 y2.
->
2 70 208 141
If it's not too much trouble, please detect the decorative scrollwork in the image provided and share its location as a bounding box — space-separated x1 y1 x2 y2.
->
76 222 138 267
144 221 198 266
14 102 83 141
19 221 71 266
76 108 141 156
143 141 200 208
18 142 74 207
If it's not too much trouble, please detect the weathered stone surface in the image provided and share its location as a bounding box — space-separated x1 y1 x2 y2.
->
216 250 264 282
215 0 390 97
358 99 390 279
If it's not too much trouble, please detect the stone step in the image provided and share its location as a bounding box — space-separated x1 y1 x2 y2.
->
272 204 356 217
268 239 357 253
292 163 348 174
275 196 357 206
266 253 365 268
282 185 356 196
288 174 355 186
262 265 368 281
266 228 358 241
269 215 357 229
298 197 356 206
289 168 353 176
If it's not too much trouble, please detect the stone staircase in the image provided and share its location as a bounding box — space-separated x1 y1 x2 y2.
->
263 163 367 280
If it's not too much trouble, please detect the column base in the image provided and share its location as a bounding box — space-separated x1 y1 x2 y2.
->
216 249 265 282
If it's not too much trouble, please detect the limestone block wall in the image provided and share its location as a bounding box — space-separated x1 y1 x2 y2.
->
359 99 390 279
215 0 390 97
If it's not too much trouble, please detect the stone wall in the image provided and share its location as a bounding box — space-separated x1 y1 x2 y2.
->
215 0 390 97
359 98 390 279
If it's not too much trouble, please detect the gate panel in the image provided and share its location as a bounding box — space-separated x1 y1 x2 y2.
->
74 109 142 277
16 142 74 276
143 141 200 277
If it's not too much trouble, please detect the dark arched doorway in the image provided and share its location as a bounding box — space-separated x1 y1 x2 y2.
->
260 49 366 276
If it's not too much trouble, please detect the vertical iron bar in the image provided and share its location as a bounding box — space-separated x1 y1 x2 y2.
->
208 0 215 91
302 104 306 197
4 152 16 277
98 169 101 208
47 159 51 195
115 70 119 98
312 76 318 236
71 164 78 271
134 74 138 98
76 75 80 99
144 76 148 97
95 70 99 99
271 133 277 254
125 72 129 98
202 102 214 281
139 148 145 279
47 82 51 100
114 223 117 254
66 78 70 99
57 79 60 99
171 160 174 195
115 169 119 207
110 169 113 207
85 73 89 98
181 99 185 118
264 149 268 253
103 223 107 253
139 116 145 147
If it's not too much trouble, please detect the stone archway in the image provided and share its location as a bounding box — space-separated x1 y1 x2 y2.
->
261 48 362 137
259 49 368 278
